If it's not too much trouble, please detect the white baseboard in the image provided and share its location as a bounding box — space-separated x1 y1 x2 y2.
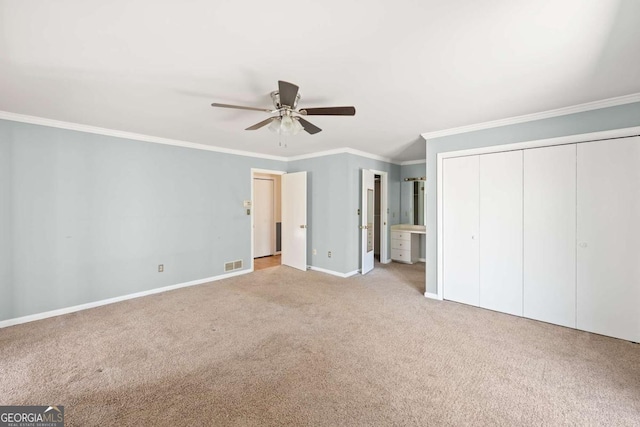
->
0 269 252 329
424 292 442 300
418 258 426 262
308 266 360 278
380 258 392 264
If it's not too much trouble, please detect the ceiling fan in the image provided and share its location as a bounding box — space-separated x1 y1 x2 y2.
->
211 80 356 136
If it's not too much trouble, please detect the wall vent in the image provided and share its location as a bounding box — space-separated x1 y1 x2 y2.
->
224 260 243 272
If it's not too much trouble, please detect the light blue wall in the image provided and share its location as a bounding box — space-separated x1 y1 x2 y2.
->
346 154 401 273
0 124 12 318
400 162 426 180
287 154 351 273
425 101 640 294
1 118 405 322
0 119 286 321
288 153 401 274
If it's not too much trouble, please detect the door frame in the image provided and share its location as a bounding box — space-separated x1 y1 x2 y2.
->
368 169 389 264
435 125 640 301
251 168 286 272
360 169 376 274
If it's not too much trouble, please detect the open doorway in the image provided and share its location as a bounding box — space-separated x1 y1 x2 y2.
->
361 169 389 274
374 175 381 261
251 169 309 272
252 170 283 271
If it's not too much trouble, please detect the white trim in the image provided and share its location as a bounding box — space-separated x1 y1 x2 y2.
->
251 168 287 271
286 147 355 161
252 168 286 175
421 93 640 140
436 126 640 159
400 159 427 166
308 266 359 278
0 110 405 164
424 292 442 300
0 269 252 329
370 169 389 266
287 147 399 164
0 110 289 162
435 125 640 301
418 258 426 262
380 258 392 264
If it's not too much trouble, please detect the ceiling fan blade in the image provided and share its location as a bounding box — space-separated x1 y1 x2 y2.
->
211 103 272 113
300 106 356 116
278 80 299 108
298 117 322 135
245 117 276 130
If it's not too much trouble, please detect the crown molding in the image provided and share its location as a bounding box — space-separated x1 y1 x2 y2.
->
0 110 290 162
0 110 410 164
421 92 640 140
400 159 426 166
286 147 399 164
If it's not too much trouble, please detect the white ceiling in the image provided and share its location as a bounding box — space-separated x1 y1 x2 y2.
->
1 0 639 161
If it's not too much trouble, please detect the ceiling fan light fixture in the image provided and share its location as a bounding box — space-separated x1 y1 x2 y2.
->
269 115 304 135
268 117 281 133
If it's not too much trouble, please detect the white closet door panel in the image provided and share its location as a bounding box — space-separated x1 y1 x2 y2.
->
480 150 523 316
443 155 479 306
577 137 640 342
524 144 576 328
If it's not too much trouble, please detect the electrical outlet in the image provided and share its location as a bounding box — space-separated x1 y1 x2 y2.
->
328 251 332 258
158 264 164 272
313 249 317 255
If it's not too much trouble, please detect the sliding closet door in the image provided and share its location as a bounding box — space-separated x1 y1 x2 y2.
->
479 151 523 316
443 155 479 306
523 144 576 328
577 137 640 342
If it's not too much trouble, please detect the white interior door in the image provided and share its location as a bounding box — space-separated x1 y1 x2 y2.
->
282 171 307 271
443 155 480 306
577 137 640 342
253 178 274 258
479 150 523 316
523 144 576 328
361 169 375 274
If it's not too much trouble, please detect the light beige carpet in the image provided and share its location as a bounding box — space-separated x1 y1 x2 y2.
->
1 262 639 426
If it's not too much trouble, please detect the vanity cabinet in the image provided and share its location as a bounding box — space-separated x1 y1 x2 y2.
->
391 231 420 264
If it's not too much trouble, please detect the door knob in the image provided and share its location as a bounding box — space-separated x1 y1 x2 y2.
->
579 242 588 248
300 225 307 229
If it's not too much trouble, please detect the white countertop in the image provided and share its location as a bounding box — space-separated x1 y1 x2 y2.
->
391 224 426 234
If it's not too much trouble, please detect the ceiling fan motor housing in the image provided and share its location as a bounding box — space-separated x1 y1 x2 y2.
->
270 90 301 110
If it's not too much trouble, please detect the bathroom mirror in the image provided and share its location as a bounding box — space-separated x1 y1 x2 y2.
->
401 179 425 226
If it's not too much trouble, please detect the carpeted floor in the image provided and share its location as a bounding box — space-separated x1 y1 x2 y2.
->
1 262 639 426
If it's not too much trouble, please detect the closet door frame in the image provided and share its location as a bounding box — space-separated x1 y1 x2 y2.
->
435 125 640 301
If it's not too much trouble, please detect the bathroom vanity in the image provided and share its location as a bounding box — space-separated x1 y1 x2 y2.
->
391 224 425 264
